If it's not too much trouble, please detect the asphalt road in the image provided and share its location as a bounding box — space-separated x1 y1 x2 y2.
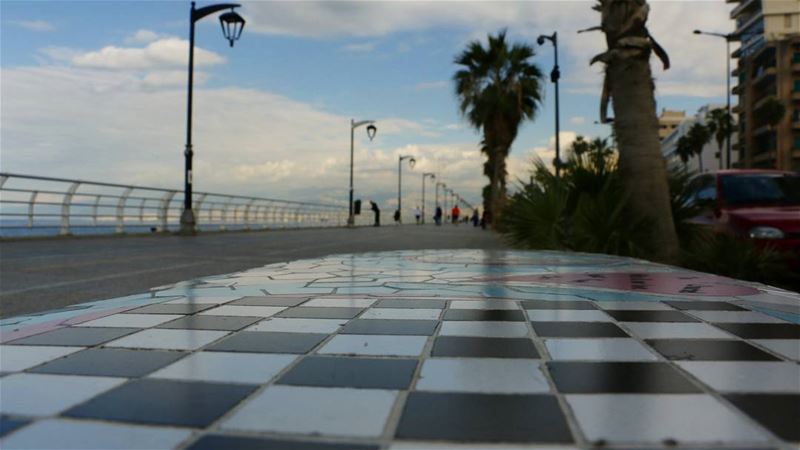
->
0 225 509 318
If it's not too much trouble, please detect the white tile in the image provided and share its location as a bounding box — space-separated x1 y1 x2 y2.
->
622 322 732 339
545 339 658 361
319 335 427 356
687 311 786 323
754 339 800 361
450 301 518 310
416 358 550 394
222 385 397 437
0 373 124 416
246 318 347 333
304 298 376 308
199 305 285 317
104 329 228 350
566 394 770 443
527 310 612 322
596 301 673 311
0 418 191 450
677 361 800 393
165 296 239 305
75 314 183 328
0 345 83 372
149 352 296 385
439 321 529 338
360 308 441 320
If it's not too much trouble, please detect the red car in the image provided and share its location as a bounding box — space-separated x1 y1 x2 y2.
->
686 169 800 255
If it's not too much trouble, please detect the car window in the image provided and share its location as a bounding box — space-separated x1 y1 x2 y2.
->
687 175 717 206
720 174 800 206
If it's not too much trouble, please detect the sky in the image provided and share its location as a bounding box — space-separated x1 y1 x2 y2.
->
1 0 736 214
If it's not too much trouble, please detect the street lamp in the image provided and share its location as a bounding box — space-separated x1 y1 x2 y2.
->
348 119 377 226
397 155 416 223
537 32 561 178
421 172 435 224
694 29 735 170
180 1 245 235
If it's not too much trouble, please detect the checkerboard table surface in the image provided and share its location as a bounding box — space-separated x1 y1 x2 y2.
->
1 250 798 449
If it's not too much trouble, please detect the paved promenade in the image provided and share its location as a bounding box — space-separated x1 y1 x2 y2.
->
0 225 507 317
1 249 798 449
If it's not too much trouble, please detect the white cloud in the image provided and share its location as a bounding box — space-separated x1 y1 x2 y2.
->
570 116 587 125
125 29 163 45
72 38 225 70
340 41 378 52
13 20 55 32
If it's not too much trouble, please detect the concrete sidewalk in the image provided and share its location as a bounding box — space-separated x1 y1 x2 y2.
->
0 225 507 317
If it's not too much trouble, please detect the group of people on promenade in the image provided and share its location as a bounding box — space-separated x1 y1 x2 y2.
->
366 200 489 229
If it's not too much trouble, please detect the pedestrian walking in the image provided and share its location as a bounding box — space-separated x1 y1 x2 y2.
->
451 205 460 225
434 206 443 226
370 201 381 227
471 209 479 227
414 206 421 225
393 209 401 225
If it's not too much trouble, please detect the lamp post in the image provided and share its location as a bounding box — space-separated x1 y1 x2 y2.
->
180 2 245 235
348 119 377 226
693 29 735 170
436 182 445 208
397 155 416 223
537 32 561 178
421 172 435 224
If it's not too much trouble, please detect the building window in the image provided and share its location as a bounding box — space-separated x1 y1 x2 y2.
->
794 80 800 92
794 52 800 64
785 14 793 29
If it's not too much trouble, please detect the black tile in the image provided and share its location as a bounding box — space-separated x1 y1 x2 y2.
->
725 394 800 442
277 356 417 389
157 315 261 331
30 348 186 377
340 319 438 336
0 416 30 438
522 300 597 310
605 310 698 323
646 339 780 361
375 299 446 309
64 378 256 427
432 337 539 358
126 304 215 314
231 297 309 307
277 307 363 319
7 327 138 346
713 323 800 339
443 309 525 321
531 321 628 338
664 301 747 311
187 434 378 450
396 392 573 443
206 332 326 354
547 362 701 393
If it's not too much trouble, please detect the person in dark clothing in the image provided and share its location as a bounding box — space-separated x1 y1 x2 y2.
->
370 201 380 226
393 209 401 224
434 206 443 226
471 209 479 227
480 209 491 230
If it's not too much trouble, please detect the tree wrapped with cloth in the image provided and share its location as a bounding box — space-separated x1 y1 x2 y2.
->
580 0 680 263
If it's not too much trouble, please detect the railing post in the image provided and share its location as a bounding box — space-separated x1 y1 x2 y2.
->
194 193 207 231
160 191 177 232
28 191 39 229
115 187 133 234
244 199 256 230
220 201 229 231
60 182 81 236
92 195 102 227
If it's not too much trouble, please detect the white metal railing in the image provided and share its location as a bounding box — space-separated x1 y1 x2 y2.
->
0 172 368 237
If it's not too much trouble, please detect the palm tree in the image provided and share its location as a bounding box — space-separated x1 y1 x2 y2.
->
761 97 786 130
454 30 544 225
705 108 734 169
677 123 710 172
675 135 694 168
581 0 680 263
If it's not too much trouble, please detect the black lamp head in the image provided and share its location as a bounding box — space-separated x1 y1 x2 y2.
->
366 124 377 141
219 9 245 47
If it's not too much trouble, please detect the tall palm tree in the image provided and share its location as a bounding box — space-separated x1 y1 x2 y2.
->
705 108 734 169
677 123 710 172
581 0 680 263
454 30 544 225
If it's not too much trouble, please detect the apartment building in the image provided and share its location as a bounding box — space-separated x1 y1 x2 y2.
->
662 105 739 173
729 0 800 171
658 109 687 141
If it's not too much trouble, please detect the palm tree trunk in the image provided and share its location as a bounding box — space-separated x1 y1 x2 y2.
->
607 60 680 263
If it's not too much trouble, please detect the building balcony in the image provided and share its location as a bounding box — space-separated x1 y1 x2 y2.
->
753 124 774 137
734 12 763 38
751 66 776 87
729 0 759 19
752 95 775 112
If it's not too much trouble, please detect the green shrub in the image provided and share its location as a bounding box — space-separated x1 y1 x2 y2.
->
681 232 791 284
